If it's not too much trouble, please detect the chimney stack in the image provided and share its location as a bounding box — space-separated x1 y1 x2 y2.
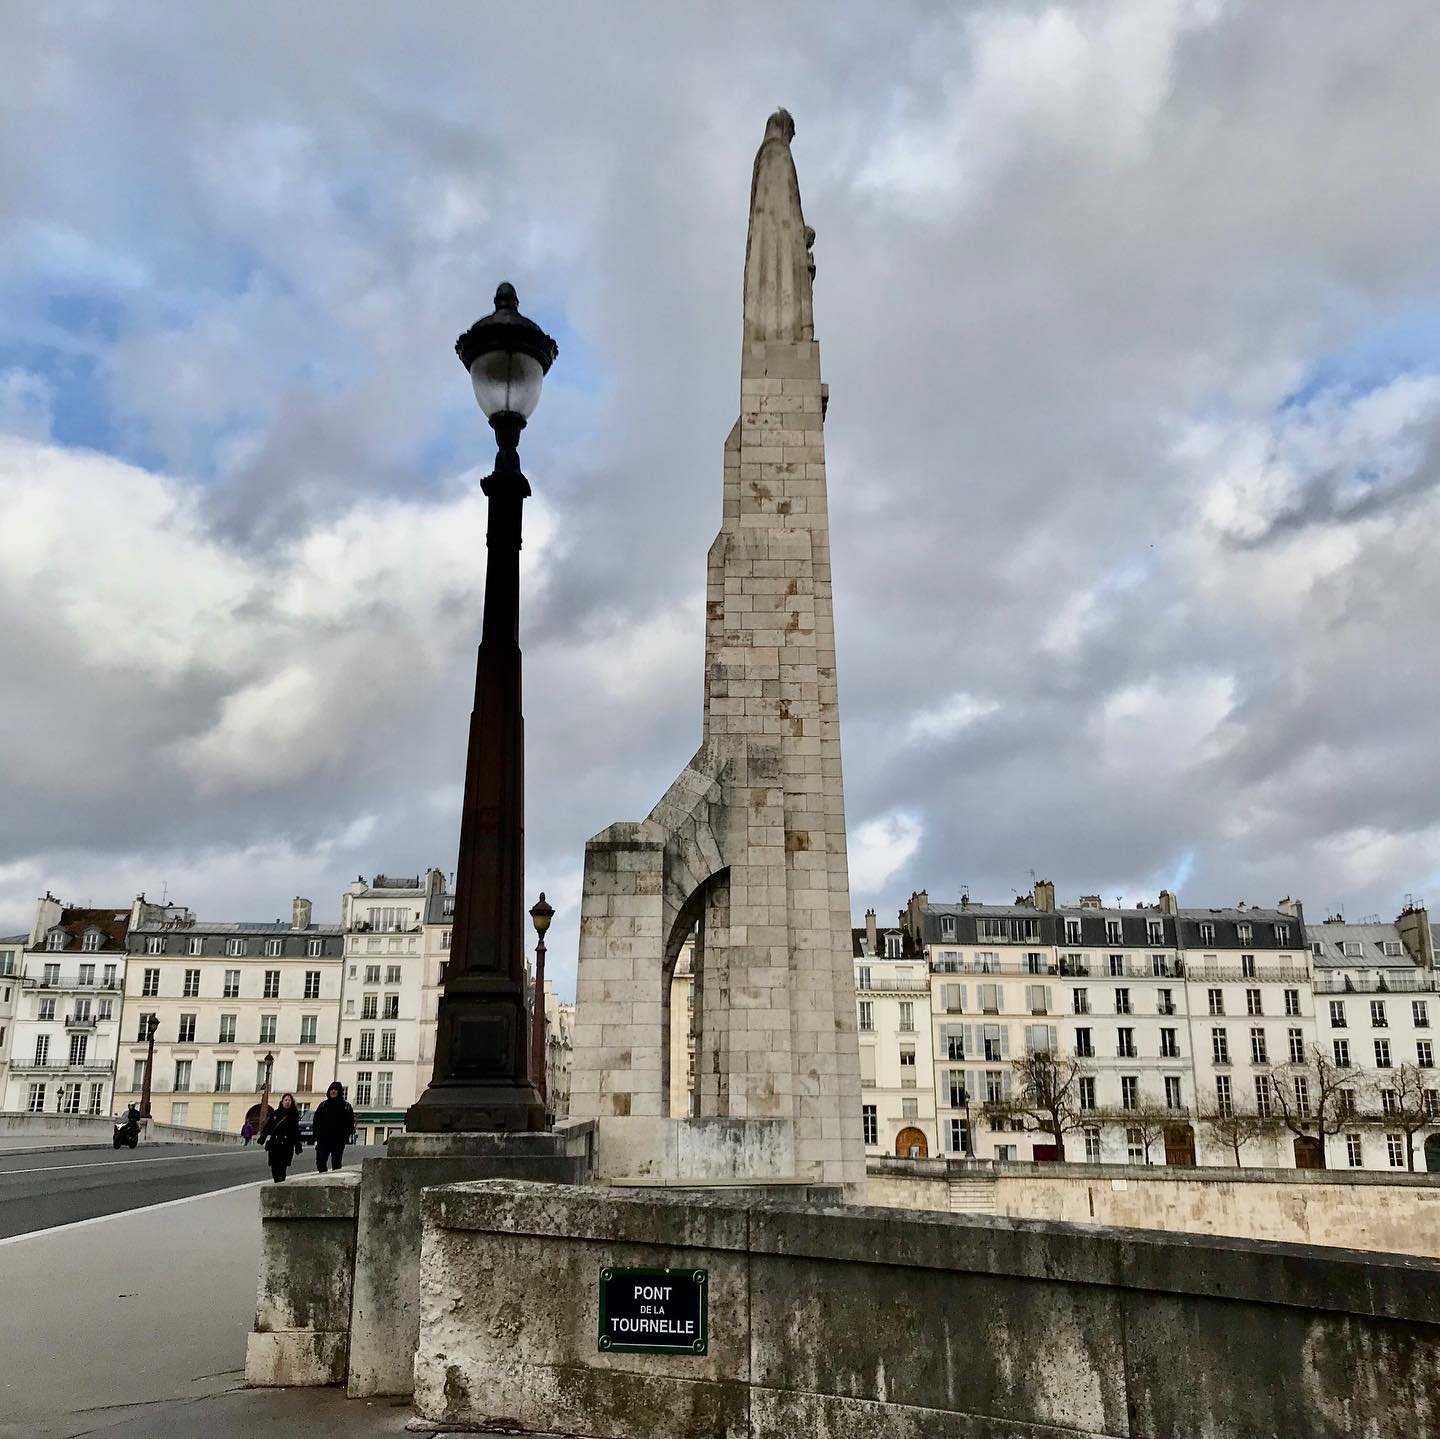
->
865 908 878 955
1158 890 1178 916
292 897 312 931
1033 879 1055 913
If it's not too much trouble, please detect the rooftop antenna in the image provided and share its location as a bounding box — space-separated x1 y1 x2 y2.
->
160 880 168 905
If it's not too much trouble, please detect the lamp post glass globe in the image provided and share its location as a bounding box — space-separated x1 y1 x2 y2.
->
456 282 559 424
530 892 555 937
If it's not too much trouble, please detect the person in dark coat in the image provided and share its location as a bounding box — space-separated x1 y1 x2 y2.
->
311 1081 355 1172
259 1093 302 1182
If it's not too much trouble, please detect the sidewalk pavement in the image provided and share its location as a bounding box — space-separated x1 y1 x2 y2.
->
0 1167 475 1439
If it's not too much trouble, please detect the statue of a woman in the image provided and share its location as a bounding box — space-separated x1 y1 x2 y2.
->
742 109 816 343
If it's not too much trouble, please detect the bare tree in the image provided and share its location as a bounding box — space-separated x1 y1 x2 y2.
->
982 1050 1091 1160
1268 1045 1363 1168
1121 1106 1174 1166
1197 1103 1275 1167
1373 1064 1436 1172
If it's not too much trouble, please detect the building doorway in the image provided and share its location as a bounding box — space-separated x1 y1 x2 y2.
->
1293 1135 1324 1169
1425 1134 1440 1173
895 1126 928 1159
1163 1124 1196 1167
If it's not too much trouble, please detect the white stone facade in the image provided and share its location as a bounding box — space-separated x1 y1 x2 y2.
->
1 897 130 1118
855 912 936 1159
111 896 344 1130
0 933 23 1101
1310 914 1440 1172
335 871 449 1143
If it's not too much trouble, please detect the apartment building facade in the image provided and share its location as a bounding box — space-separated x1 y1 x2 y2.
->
1311 912 1440 1172
335 871 450 1143
1176 899 1314 1167
111 896 344 1129
0 933 23 1100
855 910 936 1159
908 886 1195 1164
1 897 132 1117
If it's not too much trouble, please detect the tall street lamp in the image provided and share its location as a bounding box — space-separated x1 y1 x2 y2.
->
260 1050 275 1122
407 282 557 1133
529 892 554 1113
138 1014 160 1119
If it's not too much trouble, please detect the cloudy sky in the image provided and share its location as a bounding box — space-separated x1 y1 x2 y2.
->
4 2 1440 994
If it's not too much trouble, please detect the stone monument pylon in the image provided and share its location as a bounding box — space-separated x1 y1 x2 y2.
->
569 110 864 1190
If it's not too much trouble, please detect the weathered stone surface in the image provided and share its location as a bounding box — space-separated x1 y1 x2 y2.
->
346 1130 592 1397
866 1158 1440 1260
246 1172 359 1388
410 1178 1440 1438
571 109 863 1190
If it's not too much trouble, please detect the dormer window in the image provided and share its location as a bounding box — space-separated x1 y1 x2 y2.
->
47 929 66 951
1198 923 1215 944
1341 942 1363 958
83 929 102 951
1236 924 1252 945
1382 941 1403 958
1274 923 1290 945
1064 919 1082 944
1312 941 1323 957
940 915 957 940
884 934 902 959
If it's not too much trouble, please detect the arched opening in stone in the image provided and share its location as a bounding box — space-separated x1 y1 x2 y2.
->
660 875 723 1119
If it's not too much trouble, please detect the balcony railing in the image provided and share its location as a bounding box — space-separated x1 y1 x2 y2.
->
1313 974 1437 995
10 1061 114 1075
65 1014 98 1030
856 978 931 993
1186 966 1307 984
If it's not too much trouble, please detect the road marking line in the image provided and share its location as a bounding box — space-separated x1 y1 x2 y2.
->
0 1179 266 1247
0 1150 251 1177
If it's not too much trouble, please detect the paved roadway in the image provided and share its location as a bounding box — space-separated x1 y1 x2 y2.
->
0 1146 399 1438
0 1142 299 1239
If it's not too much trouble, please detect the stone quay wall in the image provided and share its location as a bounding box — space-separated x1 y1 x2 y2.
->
411 1177 1440 1439
867 1157 1440 1258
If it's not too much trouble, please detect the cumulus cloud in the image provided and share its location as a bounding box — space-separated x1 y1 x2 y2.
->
4 2 1440 994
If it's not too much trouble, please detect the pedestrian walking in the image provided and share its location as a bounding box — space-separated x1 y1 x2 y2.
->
241 1120 254 1146
312 1081 355 1172
259 1093 303 1182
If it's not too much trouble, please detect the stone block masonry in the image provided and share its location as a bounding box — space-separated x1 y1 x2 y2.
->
412 1177 1440 1438
245 1171 359 1387
570 110 864 1190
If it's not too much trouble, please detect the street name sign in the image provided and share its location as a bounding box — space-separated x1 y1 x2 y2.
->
598 1267 707 1354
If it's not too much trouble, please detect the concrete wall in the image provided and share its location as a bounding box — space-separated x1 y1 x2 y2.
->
0 1112 244 1146
413 1178 1440 1438
866 1157 1440 1258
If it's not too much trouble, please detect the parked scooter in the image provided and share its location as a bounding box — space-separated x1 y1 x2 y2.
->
112 1105 141 1149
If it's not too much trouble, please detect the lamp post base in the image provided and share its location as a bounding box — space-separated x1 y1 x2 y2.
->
405 1080 547 1134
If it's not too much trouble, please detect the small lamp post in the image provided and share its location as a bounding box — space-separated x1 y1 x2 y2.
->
260 1050 275 1124
407 283 557 1133
529 892 555 1111
138 1014 160 1119
959 1085 973 1158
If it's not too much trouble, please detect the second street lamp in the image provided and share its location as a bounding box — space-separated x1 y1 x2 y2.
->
407 283 557 1133
529 891 554 1112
